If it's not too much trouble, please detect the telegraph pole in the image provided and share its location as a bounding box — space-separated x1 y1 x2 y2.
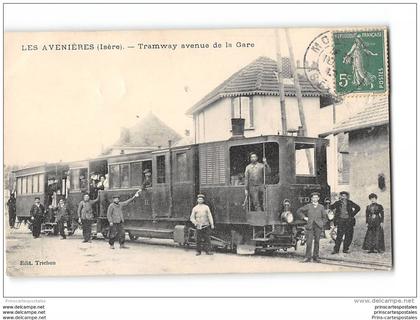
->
275 29 287 135
285 28 314 174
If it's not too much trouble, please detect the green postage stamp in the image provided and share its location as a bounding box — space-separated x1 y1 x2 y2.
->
333 30 387 94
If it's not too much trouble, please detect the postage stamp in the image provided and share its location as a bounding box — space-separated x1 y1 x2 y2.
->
333 30 387 94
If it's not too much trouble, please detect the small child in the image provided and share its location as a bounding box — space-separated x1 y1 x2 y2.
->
190 194 215 256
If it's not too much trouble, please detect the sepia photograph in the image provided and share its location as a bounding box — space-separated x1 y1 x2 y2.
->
4 26 393 277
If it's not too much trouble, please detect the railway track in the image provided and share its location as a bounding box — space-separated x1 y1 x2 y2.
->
123 236 391 271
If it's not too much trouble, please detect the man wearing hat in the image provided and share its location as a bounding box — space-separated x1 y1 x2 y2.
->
107 191 140 249
297 192 328 263
77 193 100 243
330 191 361 254
7 193 16 229
244 152 271 211
190 194 215 255
140 169 152 191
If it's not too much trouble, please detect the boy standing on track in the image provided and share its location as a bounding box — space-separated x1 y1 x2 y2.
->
107 191 139 249
190 194 215 256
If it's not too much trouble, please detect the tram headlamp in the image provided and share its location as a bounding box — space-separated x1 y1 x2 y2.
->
285 212 294 224
280 211 294 224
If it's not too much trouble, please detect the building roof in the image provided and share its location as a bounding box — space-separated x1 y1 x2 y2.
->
107 112 182 153
330 96 389 134
185 56 320 115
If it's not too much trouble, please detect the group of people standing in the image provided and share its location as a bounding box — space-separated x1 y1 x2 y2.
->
297 191 385 263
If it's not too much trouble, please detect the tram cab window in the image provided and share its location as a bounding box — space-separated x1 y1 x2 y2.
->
295 143 316 176
230 142 279 185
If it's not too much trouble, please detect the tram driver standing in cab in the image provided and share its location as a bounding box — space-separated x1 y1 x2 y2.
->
244 152 271 211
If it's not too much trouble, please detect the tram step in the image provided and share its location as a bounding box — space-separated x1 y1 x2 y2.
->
126 227 174 240
127 227 173 234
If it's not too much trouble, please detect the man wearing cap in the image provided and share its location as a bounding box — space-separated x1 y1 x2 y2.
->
54 198 71 240
140 169 152 191
190 194 215 255
297 192 328 263
330 191 361 254
77 193 100 243
7 193 16 229
107 191 139 249
244 152 271 211
30 197 45 239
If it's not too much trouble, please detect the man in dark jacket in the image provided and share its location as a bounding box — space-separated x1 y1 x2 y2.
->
54 199 71 239
330 191 361 254
7 193 16 229
297 192 328 263
107 191 139 249
77 193 99 243
30 197 45 238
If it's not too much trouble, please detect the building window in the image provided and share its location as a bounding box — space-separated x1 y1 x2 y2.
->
295 143 316 176
130 162 142 187
157 155 166 184
175 152 188 182
231 96 254 128
337 133 350 184
378 173 386 191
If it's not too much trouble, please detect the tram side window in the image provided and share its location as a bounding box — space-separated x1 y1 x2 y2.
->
121 164 130 188
39 174 45 193
27 176 33 194
157 155 166 184
22 177 27 194
110 165 121 189
130 162 142 187
33 174 39 193
17 178 22 195
295 143 316 176
229 142 279 185
175 152 188 182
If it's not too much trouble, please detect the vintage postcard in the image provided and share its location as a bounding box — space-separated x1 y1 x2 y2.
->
4 26 391 276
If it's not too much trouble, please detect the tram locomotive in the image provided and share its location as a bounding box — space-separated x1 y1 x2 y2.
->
13 133 330 254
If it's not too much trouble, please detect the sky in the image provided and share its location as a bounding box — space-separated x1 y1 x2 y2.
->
5 27 323 166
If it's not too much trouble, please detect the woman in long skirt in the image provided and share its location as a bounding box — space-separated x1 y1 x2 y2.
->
362 193 385 253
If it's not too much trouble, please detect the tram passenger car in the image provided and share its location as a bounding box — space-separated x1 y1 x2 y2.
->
66 157 109 236
14 163 69 233
97 133 330 253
